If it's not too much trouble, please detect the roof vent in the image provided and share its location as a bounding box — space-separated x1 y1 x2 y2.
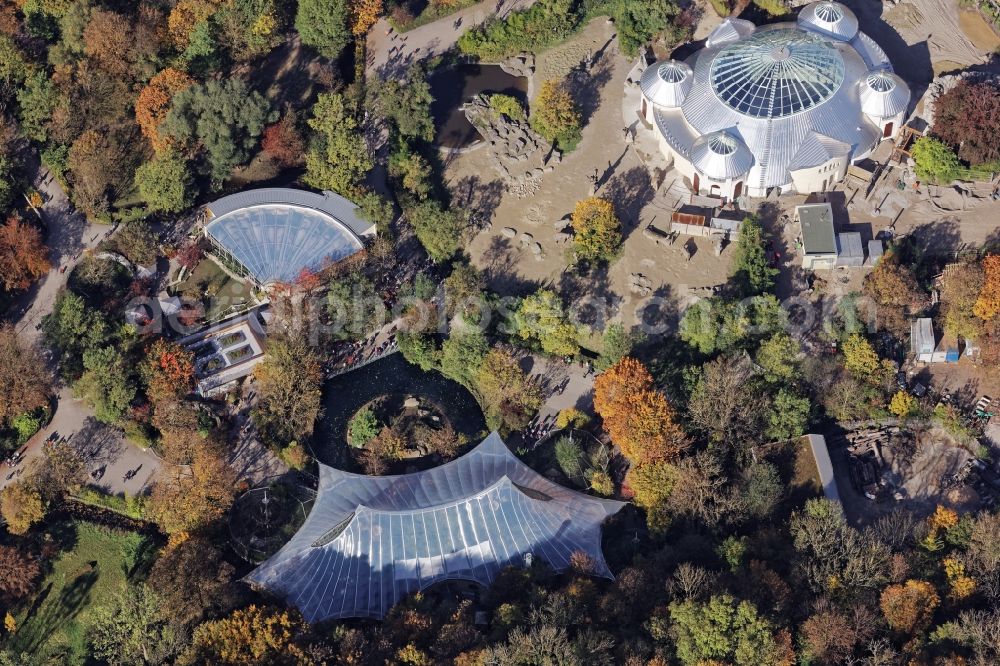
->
658 61 688 83
814 1 844 23
866 71 896 92
707 133 738 155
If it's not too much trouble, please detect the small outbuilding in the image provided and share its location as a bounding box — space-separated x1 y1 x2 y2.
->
797 202 837 270
836 232 864 267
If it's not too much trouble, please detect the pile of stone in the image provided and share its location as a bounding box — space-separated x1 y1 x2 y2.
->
629 273 653 296
464 94 557 197
499 53 535 79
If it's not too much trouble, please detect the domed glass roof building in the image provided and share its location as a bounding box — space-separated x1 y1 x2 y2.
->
637 1 909 199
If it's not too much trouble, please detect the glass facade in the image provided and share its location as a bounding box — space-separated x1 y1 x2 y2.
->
710 29 846 119
245 433 624 621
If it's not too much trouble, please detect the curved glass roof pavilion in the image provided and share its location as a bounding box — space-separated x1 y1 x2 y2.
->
245 433 624 622
643 1 908 196
204 188 375 288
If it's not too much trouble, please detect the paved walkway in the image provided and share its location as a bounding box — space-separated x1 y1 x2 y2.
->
366 0 535 78
0 388 161 496
4 160 162 497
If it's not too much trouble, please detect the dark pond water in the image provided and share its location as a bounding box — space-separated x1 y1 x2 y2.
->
311 353 487 468
429 64 528 149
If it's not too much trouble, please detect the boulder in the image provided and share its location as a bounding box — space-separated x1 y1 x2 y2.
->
501 227 517 238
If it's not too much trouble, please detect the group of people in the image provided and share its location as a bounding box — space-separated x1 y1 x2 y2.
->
326 328 400 376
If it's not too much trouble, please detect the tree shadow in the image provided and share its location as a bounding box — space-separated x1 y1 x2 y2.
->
14 566 98 655
601 165 654 241
567 47 616 126
451 175 507 231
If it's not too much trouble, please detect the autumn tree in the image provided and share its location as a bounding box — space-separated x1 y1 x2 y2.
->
143 339 196 404
594 356 688 464
531 78 581 149
148 535 235 627
688 354 769 455
862 249 924 337
251 333 323 447
82 7 163 81
940 258 985 338
880 579 940 635
841 333 881 381
889 390 917 418
303 92 372 196
0 326 50 427
512 290 580 356
351 0 383 35
475 347 543 434
35 439 86 502
148 443 236 533
0 215 50 291
168 0 222 49
260 112 305 167
933 78 1000 166
974 255 1000 322
135 68 195 152
570 196 621 263
0 481 45 535
178 605 309 665
0 545 40 601
67 128 138 216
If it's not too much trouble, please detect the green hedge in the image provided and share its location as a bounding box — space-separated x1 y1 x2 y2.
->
457 0 579 60
73 487 148 520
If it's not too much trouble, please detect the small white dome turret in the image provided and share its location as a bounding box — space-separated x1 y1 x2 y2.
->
859 70 910 119
690 131 754 180
639 60 694 108
798 1 859 42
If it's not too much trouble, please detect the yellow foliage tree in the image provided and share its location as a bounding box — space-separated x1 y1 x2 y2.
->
555 407 590 429
593 357 688 464
135 68 195 152
0 481 45 535
888 390 917 418
168 0 222 49
929 504 959 532
943 557 975 600
841 333 880 381
531 78 581 148
571 197 622 263
179 605 308 665
974 255 1000 321
148 444 236 533
879 579 940 635
3 612 15 634
351 0 383 36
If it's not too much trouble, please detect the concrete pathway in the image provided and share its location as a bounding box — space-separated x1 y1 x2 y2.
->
366 0 535 78
0 388 160 496
3 160 162 498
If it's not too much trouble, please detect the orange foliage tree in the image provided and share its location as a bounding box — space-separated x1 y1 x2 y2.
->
351 0 384 36
0 214 50 291
135 68 195 152
148 443 236 533
974 255 1000 321
593 356 688 464
879 579 940 635
180 605 309 665
144 339 196 404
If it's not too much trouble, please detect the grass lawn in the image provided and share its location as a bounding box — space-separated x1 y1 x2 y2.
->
3 520 158 664
176 257 250 321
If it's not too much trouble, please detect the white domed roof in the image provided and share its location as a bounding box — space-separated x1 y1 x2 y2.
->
798 1 859 41
859 70 910 118
640 60 694 108
690 131 754 180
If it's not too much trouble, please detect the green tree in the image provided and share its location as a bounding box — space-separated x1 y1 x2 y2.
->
251 334 323 446
596 322 642 371
443 262 485 321
388 142 433 201
91 584 171 666
134 149 194 213
407 199 465 263
326 270 386 341
16 70 58 142
42 291 110 379
668 595 781 665
554 436 582 479
912 136 961 183
397 330 440 371
755 332 800 383
607 0 683 56
731 216 777 296
303 92 372 196
348 407 380 448
161 78 274 182
513 290 579 356
475 347 542 434
370 64 435 142
0 36 27 101
765 389 811 440
440 330 488 388
295 0 349 58
74 346 137 424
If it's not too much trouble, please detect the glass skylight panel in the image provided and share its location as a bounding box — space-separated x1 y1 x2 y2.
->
710 29 845 119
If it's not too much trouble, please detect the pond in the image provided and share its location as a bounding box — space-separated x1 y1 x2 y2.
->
312 353 487 468
429 63 528 149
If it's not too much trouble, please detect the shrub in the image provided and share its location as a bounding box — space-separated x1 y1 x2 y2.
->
11 411 42 444
555 408 590 429
912 136 961 183
554 435 583 478
348 406 380 448
457 0 579 60
488 94 525 121
279 441 310 470
588 470 614 496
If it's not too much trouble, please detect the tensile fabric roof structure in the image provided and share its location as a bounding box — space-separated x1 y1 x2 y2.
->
244 432 625 622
